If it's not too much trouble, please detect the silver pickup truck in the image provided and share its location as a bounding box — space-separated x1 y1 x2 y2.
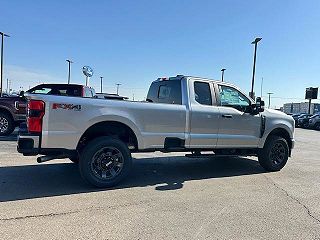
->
17 75 295 187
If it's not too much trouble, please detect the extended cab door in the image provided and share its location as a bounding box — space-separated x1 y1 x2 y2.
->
188 80 220 148
215 84 261 148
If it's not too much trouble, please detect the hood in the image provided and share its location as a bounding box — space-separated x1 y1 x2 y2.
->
262 108 295 126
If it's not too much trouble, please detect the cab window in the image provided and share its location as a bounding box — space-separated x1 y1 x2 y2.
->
218 85 250 111
194 81 212 106
146 80 182 104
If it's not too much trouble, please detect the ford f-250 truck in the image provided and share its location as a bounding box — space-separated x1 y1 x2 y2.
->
17 75 295 187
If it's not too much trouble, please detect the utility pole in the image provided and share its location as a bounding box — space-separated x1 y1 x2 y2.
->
260 77 263 98
249 37 262 99
116 83 121 95
221 68 226 82
100 76 103 93
308 99 312 114
0 31 10 97
9 79 12 94
66 59 73 84
267 92 274 108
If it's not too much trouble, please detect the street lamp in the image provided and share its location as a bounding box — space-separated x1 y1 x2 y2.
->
221 68 226 82
100 76 103 93
249 37 262 99
0 32 10 97
267 92 274 108
116 83 121 95
66 59 73 84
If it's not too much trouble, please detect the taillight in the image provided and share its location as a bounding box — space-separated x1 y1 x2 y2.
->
27 100 45 133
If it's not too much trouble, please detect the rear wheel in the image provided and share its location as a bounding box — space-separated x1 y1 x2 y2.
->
0 112 15 136
258 136 289 171
314 123 320 131
79 137 132 188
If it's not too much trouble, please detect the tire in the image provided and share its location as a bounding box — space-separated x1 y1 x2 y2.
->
314 123 320 131
258 136 289 172
79 137 132 188
0 112 15 136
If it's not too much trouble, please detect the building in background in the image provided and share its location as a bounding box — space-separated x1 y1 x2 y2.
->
283 102 320 114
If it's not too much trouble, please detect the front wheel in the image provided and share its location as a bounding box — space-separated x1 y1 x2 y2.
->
258 136 289 172
79 137 132 188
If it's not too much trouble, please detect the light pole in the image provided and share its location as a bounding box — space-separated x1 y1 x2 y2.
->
221 68 226 82
116 83 121 95
267 92 273 108
260 77 264 98
100 76 103 93
0 32 10 97
66 59 73 84
249 37 262 99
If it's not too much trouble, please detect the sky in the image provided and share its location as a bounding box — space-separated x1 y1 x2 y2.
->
0 0 319 107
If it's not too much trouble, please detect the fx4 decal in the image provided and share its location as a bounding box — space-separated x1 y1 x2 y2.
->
52 103 82 111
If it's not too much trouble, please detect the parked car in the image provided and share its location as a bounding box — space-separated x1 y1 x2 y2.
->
0 83 95 136
292 113 303 120
0 93 26 136
308 114 320 130
27 84 95 98
296 114 313 128
17 75 295 188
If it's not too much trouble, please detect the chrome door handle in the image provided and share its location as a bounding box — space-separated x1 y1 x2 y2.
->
222 114 233 118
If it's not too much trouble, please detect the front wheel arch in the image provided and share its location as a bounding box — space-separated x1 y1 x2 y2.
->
263 128 292 151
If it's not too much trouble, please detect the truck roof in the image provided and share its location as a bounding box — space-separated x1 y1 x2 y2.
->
155 74 241 89
154 75 254 101
156 75 224 83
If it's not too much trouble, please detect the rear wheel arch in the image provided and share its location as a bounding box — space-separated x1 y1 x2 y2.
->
76 121 139 153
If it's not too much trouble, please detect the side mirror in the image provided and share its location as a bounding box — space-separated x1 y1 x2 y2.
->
255 97 265 113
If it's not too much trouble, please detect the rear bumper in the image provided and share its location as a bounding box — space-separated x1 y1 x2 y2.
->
17 130 40 156
17 128 77 158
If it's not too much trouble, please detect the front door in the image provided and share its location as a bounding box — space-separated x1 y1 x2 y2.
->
216 84 261 148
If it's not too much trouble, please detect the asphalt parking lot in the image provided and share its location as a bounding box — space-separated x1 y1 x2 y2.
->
0 128 319 240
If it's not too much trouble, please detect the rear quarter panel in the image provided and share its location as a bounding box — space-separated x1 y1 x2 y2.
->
29 95 186 150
